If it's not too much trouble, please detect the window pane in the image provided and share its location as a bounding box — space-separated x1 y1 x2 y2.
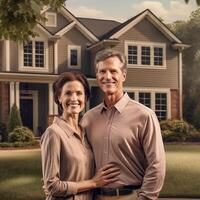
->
141 46 150 65
70 49 78 66
139 92 151 108
35 41 44 67
154 47 163 66
127 92 135 100
24 42 32 67
155 93 167 120
128 45 137 64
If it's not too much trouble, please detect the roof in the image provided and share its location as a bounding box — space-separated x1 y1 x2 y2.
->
77 18 121 39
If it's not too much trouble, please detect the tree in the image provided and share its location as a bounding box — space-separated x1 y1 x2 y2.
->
170 8 200 129
7 103 23 133
0 0 66 42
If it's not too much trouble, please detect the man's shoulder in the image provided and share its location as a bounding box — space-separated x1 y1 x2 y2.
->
84 103 103 116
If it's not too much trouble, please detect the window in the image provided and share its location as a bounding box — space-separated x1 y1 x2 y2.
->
125 41 166 68
155 93 167 120
68 45 81 69
21 40 47 70
128 46 137 64
125 89 169 120
139 92 151 108
45 12 57 27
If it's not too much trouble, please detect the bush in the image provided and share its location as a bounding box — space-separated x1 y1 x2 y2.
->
7 103 22 133
0 122 8 142
160 120 190 142
0 140 39 148
8 126 34 143
186 131 200 142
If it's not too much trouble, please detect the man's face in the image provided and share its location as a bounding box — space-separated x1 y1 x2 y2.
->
96 56 126 96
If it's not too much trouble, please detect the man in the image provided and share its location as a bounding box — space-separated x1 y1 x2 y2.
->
81 49 166 200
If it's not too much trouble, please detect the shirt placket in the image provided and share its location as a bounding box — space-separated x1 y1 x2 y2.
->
102 108 115 164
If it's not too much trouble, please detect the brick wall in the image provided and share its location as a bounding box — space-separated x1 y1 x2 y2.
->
171 89 180 119
0 82 9 125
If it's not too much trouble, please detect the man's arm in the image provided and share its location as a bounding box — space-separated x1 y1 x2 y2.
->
138 112 166 200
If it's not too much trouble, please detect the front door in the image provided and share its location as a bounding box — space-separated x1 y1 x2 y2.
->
20 99 33 130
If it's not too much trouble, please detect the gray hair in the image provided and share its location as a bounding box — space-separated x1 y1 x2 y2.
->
94 49 127 72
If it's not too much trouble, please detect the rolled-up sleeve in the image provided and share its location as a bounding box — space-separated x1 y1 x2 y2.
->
41 128 78 197
139 112 166 200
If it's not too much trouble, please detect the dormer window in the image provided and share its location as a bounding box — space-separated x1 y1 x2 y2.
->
45 12 57 27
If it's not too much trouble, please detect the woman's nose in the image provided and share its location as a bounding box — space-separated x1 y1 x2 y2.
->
71 93 78 100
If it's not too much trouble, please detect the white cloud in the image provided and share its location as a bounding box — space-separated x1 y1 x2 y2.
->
131 0 195 22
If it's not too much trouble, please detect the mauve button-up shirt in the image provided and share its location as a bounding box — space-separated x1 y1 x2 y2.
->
41 117 94 200
81 93 166 200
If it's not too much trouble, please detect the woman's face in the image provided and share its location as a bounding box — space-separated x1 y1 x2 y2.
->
58 80 86 115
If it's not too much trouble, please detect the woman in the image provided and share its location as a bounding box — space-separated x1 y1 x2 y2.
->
41 72 120 200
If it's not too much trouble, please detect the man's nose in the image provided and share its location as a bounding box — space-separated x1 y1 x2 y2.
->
105 71 112 79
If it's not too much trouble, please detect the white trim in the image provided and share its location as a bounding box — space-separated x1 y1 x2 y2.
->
5 40 10 71
41 5 51 14
55 21 76 36
45 12 57 27
125 41 166 69
19 40 49 72
110 10 181 43
124 87 171 119
68 45 81 69
48 83 54 115
59 6 99 42
20 90 38 134
179 51 183 119
16 82 20 109
54 41 58 73
10 82 15 109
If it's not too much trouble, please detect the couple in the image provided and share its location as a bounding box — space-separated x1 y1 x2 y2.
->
41 49 166 200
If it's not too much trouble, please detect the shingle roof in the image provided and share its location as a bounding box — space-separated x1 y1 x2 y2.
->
77 18 121 39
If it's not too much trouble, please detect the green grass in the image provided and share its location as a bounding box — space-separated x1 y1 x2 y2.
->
0 145 200 199
160 144 200 198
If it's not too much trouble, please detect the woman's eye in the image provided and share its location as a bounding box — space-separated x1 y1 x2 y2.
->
65 91 72 96
77 91 83 96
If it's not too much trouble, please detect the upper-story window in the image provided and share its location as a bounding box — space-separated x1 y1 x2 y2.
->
45 12 57 27
68 45 81 69
125 41 166 69
19 40 48 72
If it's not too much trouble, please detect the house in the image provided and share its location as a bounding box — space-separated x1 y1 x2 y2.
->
0 5 188 135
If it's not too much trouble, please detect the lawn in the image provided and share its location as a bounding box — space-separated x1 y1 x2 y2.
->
0 145 200 200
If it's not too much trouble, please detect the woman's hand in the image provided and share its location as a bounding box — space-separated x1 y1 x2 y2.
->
91 163 120 188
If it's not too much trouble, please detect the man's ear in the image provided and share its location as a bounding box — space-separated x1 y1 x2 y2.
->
122 70 127 81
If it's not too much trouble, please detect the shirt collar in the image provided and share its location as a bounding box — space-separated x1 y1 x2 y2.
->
100 93 130 113
53 116 84 138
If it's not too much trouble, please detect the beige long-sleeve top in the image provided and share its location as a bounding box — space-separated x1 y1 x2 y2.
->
41 117 94 200
81 93 166 200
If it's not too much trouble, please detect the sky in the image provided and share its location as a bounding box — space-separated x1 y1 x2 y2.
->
66 0 199 23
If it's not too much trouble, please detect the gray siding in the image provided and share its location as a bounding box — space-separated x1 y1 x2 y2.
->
112 18 179 89
10 41 18 72
48 41 54 73
0 41 3 71
41 9 72 34
57 27 91 75
1 41 6 71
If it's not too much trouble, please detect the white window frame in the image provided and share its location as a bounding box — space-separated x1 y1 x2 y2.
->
125 41 166 69
68 45 81 69
45 12 57 27
18 40 49 72
124 87 171 120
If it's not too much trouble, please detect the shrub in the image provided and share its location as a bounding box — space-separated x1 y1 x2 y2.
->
8 126 34 143
7 103 22 133
0 140 39 148
0 122 8 142
186 131 200 142
160 120 190 142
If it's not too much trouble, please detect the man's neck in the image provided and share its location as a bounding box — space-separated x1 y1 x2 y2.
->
104 92 124 108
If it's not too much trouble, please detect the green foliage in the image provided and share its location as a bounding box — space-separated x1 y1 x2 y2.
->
7 104 22 133
8 126 34 142
185 0 200 6
0 122 8 142
160 120 190 142
0 140 39 148
0 0 66 41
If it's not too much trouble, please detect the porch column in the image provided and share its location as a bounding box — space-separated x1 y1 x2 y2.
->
5 40 10 71
179 51 183 119
9 82 20 109
54 40 58 74
48 83 54 115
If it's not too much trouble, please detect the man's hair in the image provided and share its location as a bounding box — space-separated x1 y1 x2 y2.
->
94 49 127 71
